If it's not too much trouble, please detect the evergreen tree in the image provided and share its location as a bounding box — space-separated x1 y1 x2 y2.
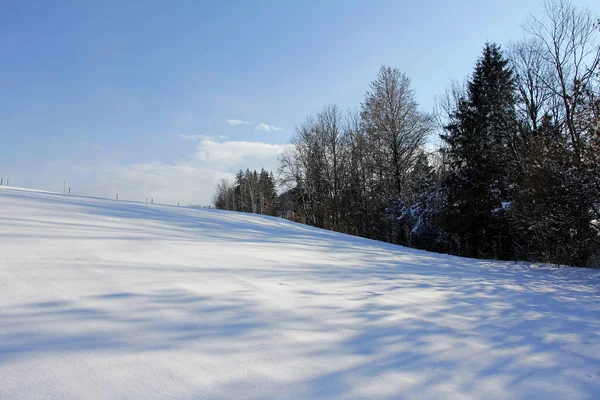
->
213 168 278 217
441 43 518 259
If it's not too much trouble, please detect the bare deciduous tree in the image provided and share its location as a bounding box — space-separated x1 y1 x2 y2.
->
508 38 553 132
524 0 600 156
362 66 434 196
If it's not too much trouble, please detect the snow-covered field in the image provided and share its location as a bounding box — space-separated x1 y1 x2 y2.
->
1 186 599 399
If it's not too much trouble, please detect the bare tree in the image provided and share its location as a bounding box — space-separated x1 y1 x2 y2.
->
213 179 233 210
318 105 344 228
508 38 553 132
524 0 600 157
279 117 321 226
341 109 375 236
362 66 434 196
433 79 467 129
279 105 348 229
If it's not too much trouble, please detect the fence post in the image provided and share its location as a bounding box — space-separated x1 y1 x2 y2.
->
116 193 119 200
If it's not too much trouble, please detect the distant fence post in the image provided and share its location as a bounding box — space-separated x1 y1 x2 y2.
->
116 193 119 200
69 187 71 194
1 178 3 185
151 198 153 204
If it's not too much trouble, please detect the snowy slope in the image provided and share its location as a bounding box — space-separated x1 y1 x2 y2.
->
1 186 599 400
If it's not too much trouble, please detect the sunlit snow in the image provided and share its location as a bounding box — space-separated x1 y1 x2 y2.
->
1 187 599 399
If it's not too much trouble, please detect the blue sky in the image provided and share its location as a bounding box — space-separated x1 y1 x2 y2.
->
1 0 598 205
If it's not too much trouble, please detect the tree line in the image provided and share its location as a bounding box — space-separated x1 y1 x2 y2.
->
213 168 278 216
214 0 600 268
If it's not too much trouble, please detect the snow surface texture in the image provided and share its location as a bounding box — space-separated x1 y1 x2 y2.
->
1 186 600 400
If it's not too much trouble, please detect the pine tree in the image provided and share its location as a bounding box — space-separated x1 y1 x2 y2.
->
441 43 518 259
213 168 279 216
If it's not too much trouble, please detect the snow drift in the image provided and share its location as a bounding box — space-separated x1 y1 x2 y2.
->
1 186 599 399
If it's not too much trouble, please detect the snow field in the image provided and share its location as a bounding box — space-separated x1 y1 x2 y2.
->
1 186 599 399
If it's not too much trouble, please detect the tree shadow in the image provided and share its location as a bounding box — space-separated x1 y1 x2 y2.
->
2 188 600 399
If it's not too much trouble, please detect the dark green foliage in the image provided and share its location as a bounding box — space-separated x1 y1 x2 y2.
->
510 117 600 266
441 43 518 259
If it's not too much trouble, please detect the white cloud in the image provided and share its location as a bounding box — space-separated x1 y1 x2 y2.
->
226 119 252 126
68 136 284 207
255 122 283 132
192 137 284 172
226 119 283 132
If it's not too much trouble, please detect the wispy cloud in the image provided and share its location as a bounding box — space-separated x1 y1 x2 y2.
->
226 119 252 126
178 134 205 141
226 119 283 132
255 123 283 132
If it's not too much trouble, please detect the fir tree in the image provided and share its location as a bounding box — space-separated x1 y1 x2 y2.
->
441 43 518 259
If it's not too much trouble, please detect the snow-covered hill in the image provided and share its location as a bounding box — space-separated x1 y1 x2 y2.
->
1 186 599 399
